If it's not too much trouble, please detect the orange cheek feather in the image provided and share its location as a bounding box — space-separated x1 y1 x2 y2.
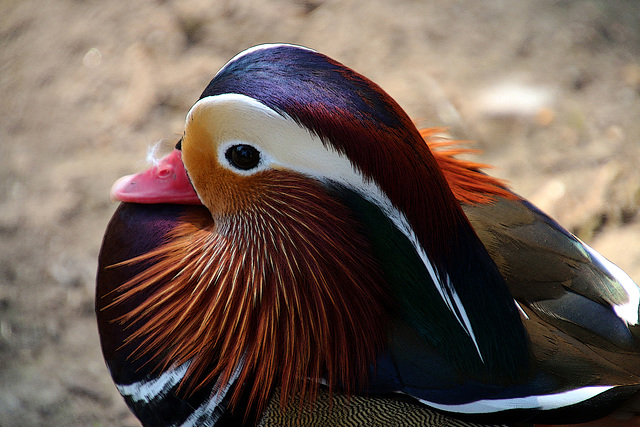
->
181 123 261 216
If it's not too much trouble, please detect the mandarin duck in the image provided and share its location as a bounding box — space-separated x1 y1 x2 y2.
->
97 44 640 426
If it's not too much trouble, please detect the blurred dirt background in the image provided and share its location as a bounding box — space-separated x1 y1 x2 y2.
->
1 0 640 425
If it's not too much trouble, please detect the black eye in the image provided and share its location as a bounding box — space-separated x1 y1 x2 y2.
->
225 144 261 170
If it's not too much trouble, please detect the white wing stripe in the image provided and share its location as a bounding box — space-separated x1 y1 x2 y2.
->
410 385 613 414
116 361 190 404
581 241 640 326
364 193 484 361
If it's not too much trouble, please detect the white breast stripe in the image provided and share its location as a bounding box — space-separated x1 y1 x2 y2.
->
409 385 613 414
116 361 190 404
179 361 244 427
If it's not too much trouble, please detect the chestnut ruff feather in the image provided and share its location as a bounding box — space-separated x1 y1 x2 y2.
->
108 170 389 416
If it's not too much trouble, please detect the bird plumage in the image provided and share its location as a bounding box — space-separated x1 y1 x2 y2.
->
97 44 640 426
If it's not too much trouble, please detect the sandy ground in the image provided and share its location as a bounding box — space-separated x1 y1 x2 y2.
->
1 0 639 425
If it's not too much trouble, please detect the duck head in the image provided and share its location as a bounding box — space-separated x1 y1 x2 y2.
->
108 44 530 416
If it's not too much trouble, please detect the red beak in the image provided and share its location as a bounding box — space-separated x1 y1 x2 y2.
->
110 149 202 205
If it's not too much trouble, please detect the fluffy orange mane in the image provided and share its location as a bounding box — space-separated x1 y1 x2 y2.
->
109 171 389 417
